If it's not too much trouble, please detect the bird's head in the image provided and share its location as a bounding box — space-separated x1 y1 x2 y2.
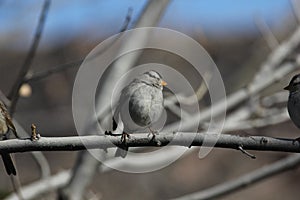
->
138 70 167 90
284 74 300 93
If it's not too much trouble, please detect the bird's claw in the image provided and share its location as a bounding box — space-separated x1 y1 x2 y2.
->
147 128 158 140
121 133 130 143
104 130 112 135
293 137 300 144
2 134 7 140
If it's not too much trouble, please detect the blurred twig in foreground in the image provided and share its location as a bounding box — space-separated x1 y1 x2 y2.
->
8 0 51 115
173 154 300 200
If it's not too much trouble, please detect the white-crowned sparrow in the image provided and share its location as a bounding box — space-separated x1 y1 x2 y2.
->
108 70 167 157
0 101 18 175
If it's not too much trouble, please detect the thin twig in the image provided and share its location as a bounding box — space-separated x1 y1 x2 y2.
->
254 15 279 50
8 0 51 115
165 61 298 132
24 7 133 83
119 7 133 32
291 0 300 23
163 72 211 119
261 91 288 107
13 121 51 179
223 108 289 132
10 176 24 200
5 171 71 200
238 145 256 159
24 59 82 83
184 72 211 104
30 124 40 141
252 25 300 86
172 154 300 200
58 150 103 200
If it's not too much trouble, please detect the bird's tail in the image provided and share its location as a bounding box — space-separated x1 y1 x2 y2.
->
1 153 16 175
115 146 128 158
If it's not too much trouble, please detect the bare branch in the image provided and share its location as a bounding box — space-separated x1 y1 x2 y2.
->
8 0 51 115
172 154 300 200
13 121 51 179
0 133 299 153
24 59 82 83
261 91 288 107
238 145 256 159
119 7 133 32
254 15 279 50
291 0 300 23
165 61 298 132
23 7 133 83
164 72 211 119
252 26 300 85
5 171 71 200
58 150 104 200
223 108 289 132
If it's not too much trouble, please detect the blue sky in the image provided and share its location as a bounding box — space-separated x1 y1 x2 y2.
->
0 0 292 50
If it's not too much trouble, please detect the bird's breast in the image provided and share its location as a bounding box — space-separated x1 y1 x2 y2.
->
128 89 163 127
287 93 300 129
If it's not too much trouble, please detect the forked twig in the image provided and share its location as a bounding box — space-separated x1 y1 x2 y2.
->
24 7 133 83
8 0 51 115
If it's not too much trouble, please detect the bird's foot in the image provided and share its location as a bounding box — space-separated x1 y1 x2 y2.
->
2 134 7 140
293 137 300 144
104 130 113 136
121 132 130 143
148 128 158 140
104 130 124 137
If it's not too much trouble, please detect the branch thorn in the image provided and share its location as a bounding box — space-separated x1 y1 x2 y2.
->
238 145 256 159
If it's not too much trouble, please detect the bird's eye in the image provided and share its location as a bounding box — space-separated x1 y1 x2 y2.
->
293 77 300 85
152 83 160 88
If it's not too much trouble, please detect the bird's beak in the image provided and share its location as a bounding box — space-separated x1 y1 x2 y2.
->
284 85 290 90
161 80 167 86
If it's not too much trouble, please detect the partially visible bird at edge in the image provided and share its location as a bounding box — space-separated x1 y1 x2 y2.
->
0 101 19 175
285 73 300 141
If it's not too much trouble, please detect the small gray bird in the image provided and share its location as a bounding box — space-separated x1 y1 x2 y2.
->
0 101 18 175
111 70 167 157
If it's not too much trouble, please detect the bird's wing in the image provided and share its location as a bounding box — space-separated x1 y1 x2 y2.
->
112 113 118 131
1 104 18 137
112 84 130 131
5 116 17 135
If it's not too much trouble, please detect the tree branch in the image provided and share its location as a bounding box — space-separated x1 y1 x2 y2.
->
8 0 51 115
172 154 300 200
254 14 279 50
1 133 300 153
5 171 71 200
23 7 133 83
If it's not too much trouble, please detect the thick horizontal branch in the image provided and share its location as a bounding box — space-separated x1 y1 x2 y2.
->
0 133 300 154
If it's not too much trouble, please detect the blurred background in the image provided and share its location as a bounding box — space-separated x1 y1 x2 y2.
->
0 0 300 199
